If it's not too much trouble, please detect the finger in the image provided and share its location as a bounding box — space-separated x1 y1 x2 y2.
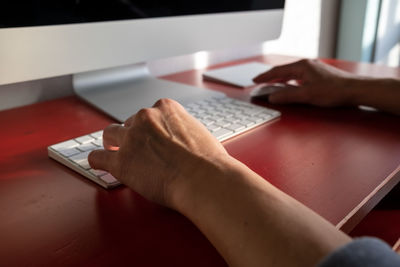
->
103 124 127 150
152 98 205 143
152 98 189 123
88 149 117 173
253 60 307 84
124 115 135 127
268 87 308 104
124 104 165 128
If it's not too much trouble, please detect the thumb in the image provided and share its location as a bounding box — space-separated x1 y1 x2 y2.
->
88 149 117 173
268 88 307 104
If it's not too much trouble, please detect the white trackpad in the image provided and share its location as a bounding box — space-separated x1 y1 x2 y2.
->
203 62 272 88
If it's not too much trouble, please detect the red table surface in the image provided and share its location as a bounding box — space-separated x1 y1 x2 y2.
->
1 55 400 266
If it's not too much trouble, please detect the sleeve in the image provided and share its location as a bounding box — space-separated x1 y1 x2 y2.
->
317 237 400 267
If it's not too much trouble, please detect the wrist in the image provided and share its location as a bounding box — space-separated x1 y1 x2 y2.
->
168 154 244 215
340 77 371 106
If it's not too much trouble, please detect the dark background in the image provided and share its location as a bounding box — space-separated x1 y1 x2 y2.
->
0 0 285 28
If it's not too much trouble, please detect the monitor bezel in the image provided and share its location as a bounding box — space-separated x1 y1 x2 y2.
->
0 10 284 85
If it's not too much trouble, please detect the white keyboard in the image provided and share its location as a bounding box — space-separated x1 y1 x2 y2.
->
48 97 280 189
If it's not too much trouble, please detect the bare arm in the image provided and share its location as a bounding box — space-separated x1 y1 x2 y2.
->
88 99 350 267
346 77 400 115
253 59 400 115
175 157 350 267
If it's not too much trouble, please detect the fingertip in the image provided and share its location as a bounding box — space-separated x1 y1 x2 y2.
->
124 117 134 127
253 75 262 83
103 124 127 149
253 68 279 84
88 149 114 172
88 149 101 169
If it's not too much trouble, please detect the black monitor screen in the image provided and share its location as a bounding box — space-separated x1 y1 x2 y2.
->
0 0 285 28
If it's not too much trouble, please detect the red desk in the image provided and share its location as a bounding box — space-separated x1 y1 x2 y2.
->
1 55 400 266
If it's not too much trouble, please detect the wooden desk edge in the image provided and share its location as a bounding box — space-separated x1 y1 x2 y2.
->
393 238 400 253
337 165 400 233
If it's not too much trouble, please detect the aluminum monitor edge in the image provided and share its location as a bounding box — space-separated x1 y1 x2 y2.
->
0 10 284 86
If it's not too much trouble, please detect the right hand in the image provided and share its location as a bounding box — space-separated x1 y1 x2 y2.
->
253 59 357 107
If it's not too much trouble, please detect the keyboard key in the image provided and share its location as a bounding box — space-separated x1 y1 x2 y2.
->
186 103 200 109
227 124 246 132
248 117 264 123
100 174 118 184
192 113 203 120
221 111 234 118
210 115 224 121
234 115 248 121
257 113 272 120
230 117 242 123
200 118 215 126
78 159 91 170
229 109 244 115
212 128 234 140
203 106 216 112
77 143 98 152
90 131 103 139
90 169 108 177
196 113 210 120
238 120 255 127
57 147 81 157
75 135 95 144
92 139 103 147
219 98 233 104
69 151 91 165
207 124 221 132
51 139 79 150
215 120 232 127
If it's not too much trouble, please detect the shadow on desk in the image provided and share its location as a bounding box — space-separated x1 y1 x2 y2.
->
93 188 227 266
350 182 400 246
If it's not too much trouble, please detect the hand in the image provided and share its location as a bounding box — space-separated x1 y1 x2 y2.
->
88 98 230 209
253 59 356 107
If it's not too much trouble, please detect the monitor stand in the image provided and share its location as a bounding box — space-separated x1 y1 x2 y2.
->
73 63 224 122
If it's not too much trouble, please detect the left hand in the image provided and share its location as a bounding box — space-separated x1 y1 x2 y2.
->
88 98 232 209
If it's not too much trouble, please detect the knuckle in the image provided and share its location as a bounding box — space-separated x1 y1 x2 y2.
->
154 98 183 116
135 108 159 128
156 98 176 108
153 99 163 107
137 108 153 120
124 115 135 126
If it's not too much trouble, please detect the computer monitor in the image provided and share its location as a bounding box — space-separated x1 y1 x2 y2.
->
0 1 285 121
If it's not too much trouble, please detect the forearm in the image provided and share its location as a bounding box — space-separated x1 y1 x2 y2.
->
346 77 400 115
173 157 351 267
